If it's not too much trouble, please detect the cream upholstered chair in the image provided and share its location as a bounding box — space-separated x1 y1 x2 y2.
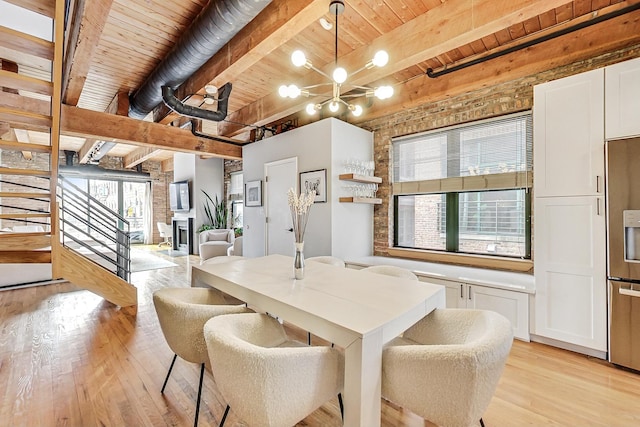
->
382 309 513 427
204 313 344 427
157 222 172 247
199 229 234 261
306 255 346 268
226 236 243 256
361 264 418 281
153 288 252 427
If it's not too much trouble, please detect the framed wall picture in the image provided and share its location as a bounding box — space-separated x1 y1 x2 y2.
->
299 169 327 203
245 180 262 207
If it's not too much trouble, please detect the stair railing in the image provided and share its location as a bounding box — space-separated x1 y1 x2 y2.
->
57 175 131 281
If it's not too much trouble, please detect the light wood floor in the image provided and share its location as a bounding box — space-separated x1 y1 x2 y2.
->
1 246 639 427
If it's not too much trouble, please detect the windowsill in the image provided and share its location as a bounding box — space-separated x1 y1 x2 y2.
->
386 247 533 273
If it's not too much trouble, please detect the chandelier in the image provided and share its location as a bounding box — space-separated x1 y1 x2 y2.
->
278 0 393 117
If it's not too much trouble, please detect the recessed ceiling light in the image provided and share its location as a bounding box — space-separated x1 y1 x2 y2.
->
319 17 333 30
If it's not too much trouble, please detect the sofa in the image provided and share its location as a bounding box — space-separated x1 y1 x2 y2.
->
199 229 235 261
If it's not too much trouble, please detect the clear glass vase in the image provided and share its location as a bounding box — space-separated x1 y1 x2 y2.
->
294 241 305 279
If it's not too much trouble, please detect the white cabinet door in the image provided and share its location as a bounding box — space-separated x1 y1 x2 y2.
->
605 57 640 140
534 196 607 351
444 281 466 309
466 284 529 341
533 69 605 197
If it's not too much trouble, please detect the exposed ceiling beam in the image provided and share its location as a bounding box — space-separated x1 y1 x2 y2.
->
77 138 100 163
62 0 114 105
60 104 243 160
357 4 640 125
156 0 328 125
123 146 160 168
217 0 574 136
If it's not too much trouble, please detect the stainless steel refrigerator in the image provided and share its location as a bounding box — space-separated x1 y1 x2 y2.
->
606 137 640 371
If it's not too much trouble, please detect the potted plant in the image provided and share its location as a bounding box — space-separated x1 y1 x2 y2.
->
197 190 229 233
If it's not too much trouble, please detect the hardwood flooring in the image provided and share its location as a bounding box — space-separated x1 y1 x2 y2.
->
1 246 639 426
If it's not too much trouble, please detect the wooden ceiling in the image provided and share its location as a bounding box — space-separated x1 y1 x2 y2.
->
2 0 640 167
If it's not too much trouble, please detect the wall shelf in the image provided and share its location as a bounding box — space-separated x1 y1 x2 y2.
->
339 197 382 205
338 173 382 184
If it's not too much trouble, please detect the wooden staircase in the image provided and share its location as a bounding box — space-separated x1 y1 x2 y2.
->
0 0 136 306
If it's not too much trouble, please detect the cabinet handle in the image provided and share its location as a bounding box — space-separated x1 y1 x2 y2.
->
460 284 463 299
596 175 601 193
468 285 472 300
596 198 601 216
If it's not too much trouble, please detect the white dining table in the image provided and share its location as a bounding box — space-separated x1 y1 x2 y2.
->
191 254 445 427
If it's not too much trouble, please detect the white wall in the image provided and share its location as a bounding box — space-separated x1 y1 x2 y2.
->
173 153 223 254
242 118 374 260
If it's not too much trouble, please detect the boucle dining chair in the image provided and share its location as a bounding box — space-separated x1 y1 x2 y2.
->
203 313 344 427
382 309 513 427
153 288 252 427
306 255 346 268
361 264 419 281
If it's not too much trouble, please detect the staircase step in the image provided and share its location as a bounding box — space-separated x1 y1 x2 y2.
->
0 191 51 198
0 213 50 219
0 106 52 129
0 167 51 177
0 69 52 96
0 250 51 263
0 25 54 60
0 233 50 250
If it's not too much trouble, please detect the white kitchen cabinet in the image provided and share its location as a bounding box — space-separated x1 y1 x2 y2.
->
423 277 529 341
533 196 607 352
533 68 604 197
605 57 640 140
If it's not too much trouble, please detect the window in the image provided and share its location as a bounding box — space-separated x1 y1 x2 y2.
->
229 172 243 228
393 112 532 258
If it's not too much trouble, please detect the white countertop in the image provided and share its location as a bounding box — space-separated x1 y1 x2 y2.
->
346 256 535 294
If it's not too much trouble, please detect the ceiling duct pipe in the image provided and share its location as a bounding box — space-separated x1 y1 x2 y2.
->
162 83 232 121
128 0 272 119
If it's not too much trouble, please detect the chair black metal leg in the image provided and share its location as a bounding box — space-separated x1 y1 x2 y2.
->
338 393 344 420
219 405 230 427
194 363 205 427
480 418 486 427
307 332 312 345
161 354 178 393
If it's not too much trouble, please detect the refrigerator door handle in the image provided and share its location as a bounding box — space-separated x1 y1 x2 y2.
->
619 286 640 298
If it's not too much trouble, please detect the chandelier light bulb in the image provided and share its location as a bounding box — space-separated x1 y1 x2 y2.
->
306 103 318 115
287 84 301 98
351 104 363 117
291 50 307 67
374 85 394 100
278 85 289 98
372 50 389 67
329 101 340 113
332 67 348 84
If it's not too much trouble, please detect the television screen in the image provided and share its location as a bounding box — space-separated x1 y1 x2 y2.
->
169 181 190 211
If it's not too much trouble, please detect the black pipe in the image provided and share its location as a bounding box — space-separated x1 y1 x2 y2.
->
162 83 232 122
186 120 247 147
427 3 640 78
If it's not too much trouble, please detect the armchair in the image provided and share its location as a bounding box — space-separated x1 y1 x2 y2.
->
199 229 234 261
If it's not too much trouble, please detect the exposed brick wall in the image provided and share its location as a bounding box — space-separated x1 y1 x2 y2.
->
359 43 640 259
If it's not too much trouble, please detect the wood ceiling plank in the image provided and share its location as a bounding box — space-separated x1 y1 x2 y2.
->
63 0 115 106
3 0 54 18
217 0 574 136
347 0 403 34
573 0 592 16
0 26 54 60
123 146 160 168
555 3 575 23
523 16 542 34
358 8 640 126
60 105 243 160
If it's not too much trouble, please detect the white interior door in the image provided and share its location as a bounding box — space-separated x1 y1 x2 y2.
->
265 158 297 255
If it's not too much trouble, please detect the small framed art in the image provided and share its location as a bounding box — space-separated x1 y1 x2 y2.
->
299 169 327 203
245 180 262 207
